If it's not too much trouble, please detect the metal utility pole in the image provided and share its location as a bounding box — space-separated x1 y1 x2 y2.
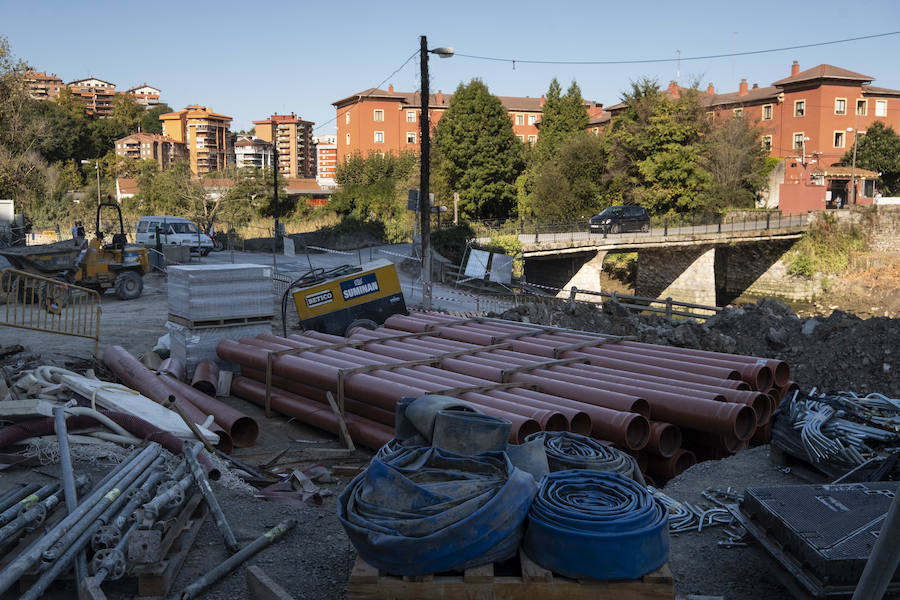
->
850 130 859 205
419 35 432 309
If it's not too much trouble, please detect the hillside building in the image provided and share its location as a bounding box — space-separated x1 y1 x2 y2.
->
159 105 233 175
253 113 315 179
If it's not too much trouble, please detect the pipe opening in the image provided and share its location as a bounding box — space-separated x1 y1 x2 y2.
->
751 394 771 426
516 420 542 444
733 406 756 441
772 363 791 388
569 413 592 436
544 414 568 432
673 450 696 476
624 416 650 451
230 417 260 448
653 424 682 458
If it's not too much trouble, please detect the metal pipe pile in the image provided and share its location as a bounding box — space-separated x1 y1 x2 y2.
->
219 312 790 480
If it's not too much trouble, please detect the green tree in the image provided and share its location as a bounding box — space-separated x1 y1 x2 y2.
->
0 37 49 207
530 133 608 222
140 103 172 135
839 121 900 195
219 167 275 226
700 115 772 209
601 79 712 215
111 94 143 134
432 79 524 220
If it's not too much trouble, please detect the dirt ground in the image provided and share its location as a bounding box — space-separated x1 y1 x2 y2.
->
2 259 899 599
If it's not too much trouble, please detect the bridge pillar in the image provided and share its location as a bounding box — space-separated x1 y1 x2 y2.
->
636 246 717 307
554 250 607 300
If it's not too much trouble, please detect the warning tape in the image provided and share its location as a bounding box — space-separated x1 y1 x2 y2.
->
306 245 356 256
379 248 421 262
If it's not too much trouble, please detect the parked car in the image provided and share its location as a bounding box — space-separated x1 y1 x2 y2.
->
134 216 214 255
588 205 650 234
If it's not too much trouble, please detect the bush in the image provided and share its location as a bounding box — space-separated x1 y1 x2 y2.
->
786 218 866 277
430 223 475 265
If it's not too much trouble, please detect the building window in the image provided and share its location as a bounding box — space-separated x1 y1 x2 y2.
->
834 98 846 115
373 109 384 122
762 135 772 151
876 100 887 117
516 134 525 142
345 133 350 145
527 135 537 145
406 110 416 122
374 131 384 143
793 132 804 152
528 115 536 125
856 99 867 116
515 114 524 126
406 132 416 144
794 100 805 117
833 131 845 148
864 179 875 197
345 112 350 125
762 104 773 120
733 108 743 118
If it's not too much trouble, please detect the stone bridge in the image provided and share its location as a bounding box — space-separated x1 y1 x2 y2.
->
520 215 812 307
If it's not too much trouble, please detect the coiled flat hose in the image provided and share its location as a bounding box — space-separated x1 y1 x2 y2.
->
525 431 645 484
432 410 511 455
338 446 538 576
523 470 669 580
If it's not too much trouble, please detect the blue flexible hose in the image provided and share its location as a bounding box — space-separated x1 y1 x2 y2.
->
523 470 668 580
526 431 645 484
338 446 538 575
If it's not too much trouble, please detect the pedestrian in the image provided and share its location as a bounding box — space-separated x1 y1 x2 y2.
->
836 196 843 210
71 221 79 243
75 221 86 244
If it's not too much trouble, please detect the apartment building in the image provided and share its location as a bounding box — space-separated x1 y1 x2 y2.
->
234 136 273 169
313 135 338 188
125 84 161 108
114 133 187 170
253 113 315 179
159 105 233 175
24 71 63 101
332 85 549 163
68 77 117 117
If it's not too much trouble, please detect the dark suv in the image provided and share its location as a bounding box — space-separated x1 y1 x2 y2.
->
588 205 650 234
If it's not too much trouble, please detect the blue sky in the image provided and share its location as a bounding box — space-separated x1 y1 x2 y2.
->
4 1 899 133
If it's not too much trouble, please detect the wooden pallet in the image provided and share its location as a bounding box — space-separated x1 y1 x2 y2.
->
167 313 273 329
347 550 674 600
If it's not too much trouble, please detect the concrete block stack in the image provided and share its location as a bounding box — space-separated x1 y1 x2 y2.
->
166 264 274 376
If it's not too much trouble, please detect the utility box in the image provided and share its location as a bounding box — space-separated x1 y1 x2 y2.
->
291 259 407 336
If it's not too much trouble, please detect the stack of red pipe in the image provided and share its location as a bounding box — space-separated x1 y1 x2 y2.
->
217 312 795 482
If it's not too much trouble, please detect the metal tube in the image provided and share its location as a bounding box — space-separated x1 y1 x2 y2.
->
853 483 900 600
53 406 87 583
183 442 239 553
191 359 219 396
176 519 296 600
0 483 41 514
0 482 59 527
0 443 159 596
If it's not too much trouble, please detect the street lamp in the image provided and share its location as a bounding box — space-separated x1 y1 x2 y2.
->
847 127 862 205
419 35 453 310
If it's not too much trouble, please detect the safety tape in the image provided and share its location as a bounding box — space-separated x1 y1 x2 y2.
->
306 245 356 256
379 248 422 261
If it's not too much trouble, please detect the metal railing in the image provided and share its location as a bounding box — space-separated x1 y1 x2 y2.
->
472 211 809 246
561 286 721 320
0 269 102 355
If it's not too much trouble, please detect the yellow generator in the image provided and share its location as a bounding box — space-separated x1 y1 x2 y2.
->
284 258 407 336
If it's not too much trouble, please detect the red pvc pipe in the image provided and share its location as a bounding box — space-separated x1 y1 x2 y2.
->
191 360 219 397
159 374 259 448
229 376 393 450
645 421 682 458
646 448 696 480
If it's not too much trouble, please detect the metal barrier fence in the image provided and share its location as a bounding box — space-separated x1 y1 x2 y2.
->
0 269 102 355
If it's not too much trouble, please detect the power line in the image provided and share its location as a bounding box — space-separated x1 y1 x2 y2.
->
314 50 420 133
453 31 900 66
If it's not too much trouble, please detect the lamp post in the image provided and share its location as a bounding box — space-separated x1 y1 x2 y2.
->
847 127 861 205
419 35 453 310
81 159 101 205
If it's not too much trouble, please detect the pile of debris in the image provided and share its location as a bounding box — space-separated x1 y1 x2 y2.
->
493 298 899 395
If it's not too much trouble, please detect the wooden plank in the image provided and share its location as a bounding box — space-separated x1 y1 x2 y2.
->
643 563 674 584
0 398 58 420
326 391 355 451
463 562 494 583
79 576 107 600
349 556 379 584
246 565 297 600
520 550 553 582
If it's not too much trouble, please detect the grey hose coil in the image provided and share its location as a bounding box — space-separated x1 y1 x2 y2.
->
432 410 511 455
525 431 645 485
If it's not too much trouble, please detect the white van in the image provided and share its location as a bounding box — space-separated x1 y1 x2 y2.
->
135 216 214 255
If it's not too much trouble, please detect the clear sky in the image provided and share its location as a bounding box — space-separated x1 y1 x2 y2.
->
4 1 899 134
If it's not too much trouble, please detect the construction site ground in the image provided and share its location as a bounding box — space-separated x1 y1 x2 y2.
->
2 246 899 600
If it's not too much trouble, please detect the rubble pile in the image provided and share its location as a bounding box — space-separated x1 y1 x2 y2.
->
494 298 900 395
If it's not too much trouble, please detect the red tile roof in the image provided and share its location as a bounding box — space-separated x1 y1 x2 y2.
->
772 64 873 86
862 85 900 97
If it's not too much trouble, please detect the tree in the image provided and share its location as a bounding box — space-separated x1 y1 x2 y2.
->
111 94 144 134
601 79 712 215
529 133 608 222
700 115 772 210
140 103 172 135
840 121 900 195
432 79 524 220
331 151 417 231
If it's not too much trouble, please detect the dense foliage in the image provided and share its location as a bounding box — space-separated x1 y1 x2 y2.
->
839 121 900 196
432 79 524 220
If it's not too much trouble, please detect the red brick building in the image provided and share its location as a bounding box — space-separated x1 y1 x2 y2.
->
24 71 63 100
604 62 900 214
68 77 117 117
253 113 315 179
332 85 550 163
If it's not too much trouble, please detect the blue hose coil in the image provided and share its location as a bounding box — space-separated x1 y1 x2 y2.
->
338 446 538 575
523 470 668 580
525 431 645 484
